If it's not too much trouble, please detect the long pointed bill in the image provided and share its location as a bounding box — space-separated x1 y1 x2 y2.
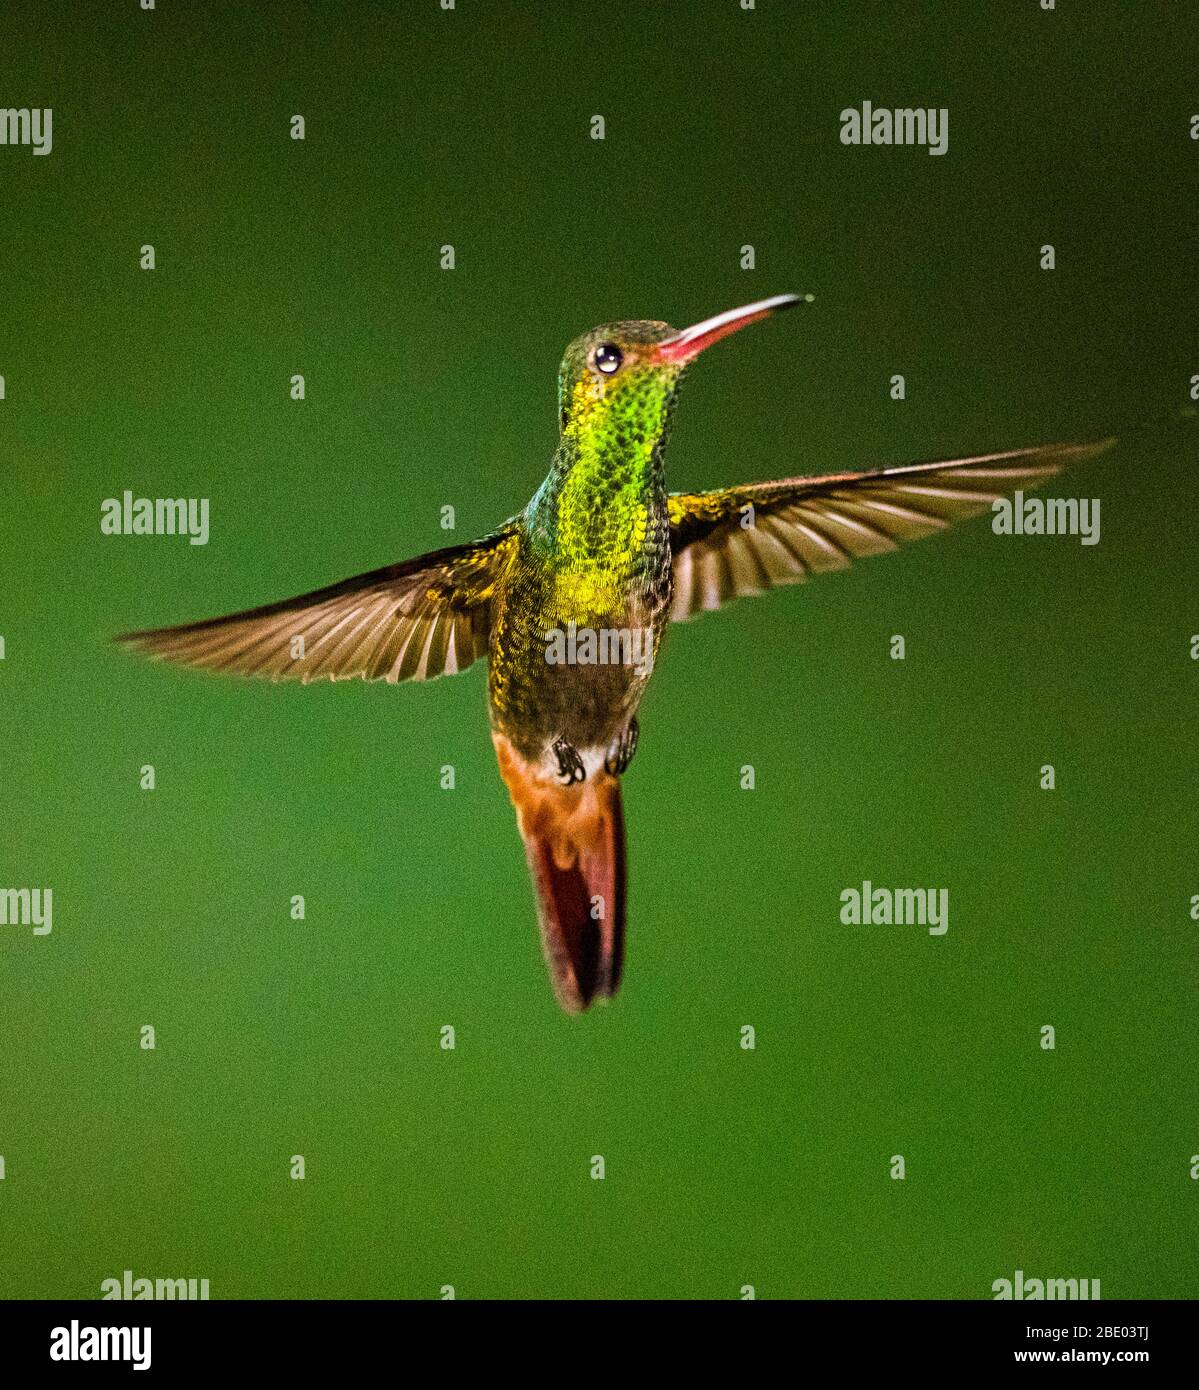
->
654 292 811 365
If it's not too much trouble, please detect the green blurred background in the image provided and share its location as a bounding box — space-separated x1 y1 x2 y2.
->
1 1 1196 1299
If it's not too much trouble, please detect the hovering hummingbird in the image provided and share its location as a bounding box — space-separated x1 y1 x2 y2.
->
118 294 1112 1012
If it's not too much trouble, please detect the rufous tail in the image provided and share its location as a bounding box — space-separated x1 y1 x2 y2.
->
493 733 626 1013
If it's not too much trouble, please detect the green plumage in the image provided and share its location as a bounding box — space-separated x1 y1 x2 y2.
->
489 319 684 764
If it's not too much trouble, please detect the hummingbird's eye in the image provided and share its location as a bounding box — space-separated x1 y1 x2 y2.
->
594 343 622 375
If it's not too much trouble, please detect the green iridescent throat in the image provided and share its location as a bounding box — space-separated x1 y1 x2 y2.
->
525 366 679 581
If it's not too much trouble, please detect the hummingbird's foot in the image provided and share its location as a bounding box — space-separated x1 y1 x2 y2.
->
604 718 639 776
552 736 586 786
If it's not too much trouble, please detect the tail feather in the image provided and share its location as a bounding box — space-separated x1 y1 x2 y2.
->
493 734 626 1013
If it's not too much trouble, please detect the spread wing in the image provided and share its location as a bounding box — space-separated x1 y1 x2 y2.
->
667 439 1113 621
116 524 519 683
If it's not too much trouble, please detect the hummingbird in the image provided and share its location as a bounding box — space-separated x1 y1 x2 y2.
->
118 294 1112 1013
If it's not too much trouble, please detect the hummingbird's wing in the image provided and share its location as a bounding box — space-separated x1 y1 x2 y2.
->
666 438 1113 621
116 524 519 683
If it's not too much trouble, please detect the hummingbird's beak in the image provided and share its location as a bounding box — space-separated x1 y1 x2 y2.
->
653 292 812 365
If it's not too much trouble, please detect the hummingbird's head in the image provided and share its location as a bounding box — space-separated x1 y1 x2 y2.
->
556 294 810 445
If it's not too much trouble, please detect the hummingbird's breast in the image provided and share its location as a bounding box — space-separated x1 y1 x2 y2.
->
487 489 672 769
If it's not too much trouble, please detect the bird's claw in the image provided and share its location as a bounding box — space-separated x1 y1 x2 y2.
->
552 736 586 785
604 718 639 776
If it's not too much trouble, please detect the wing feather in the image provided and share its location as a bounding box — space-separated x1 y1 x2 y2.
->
667 439 1113 620
117 524 518 683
